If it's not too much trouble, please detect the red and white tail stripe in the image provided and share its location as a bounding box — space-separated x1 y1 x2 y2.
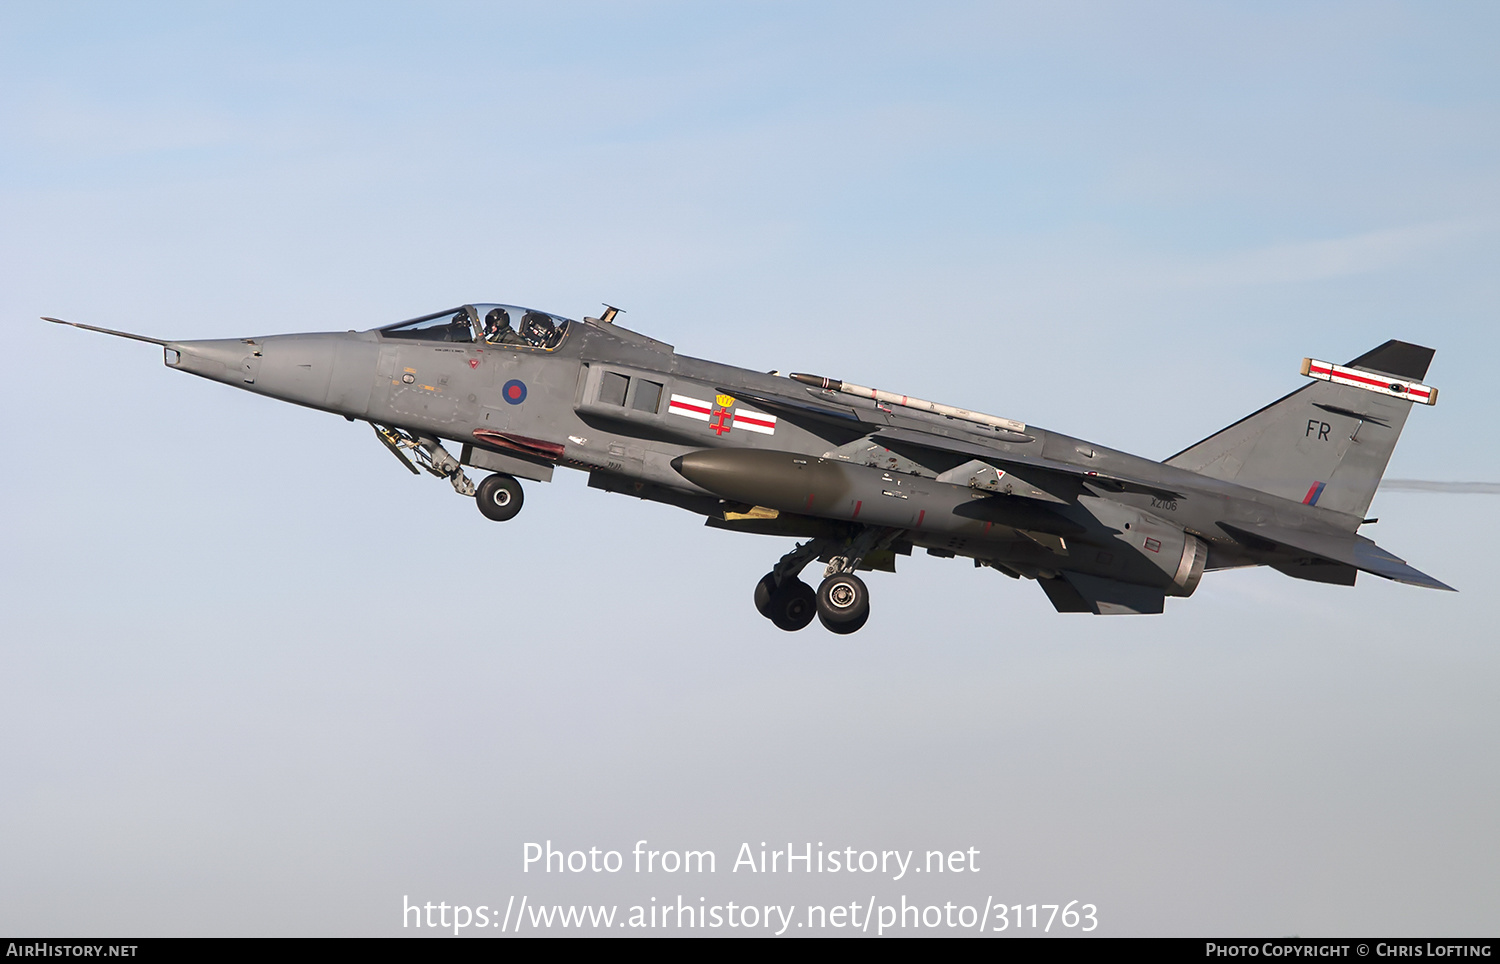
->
1301 358 1437 405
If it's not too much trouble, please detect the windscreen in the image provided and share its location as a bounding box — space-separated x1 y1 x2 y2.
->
379 307 476 343
379 304 573 350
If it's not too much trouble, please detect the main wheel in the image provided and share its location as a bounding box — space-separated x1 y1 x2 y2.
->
475 473 524 522
767 578 817 632
754 572 778 618
817 572 870 634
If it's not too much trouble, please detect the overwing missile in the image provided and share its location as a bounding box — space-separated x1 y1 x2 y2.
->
789 372 1027 434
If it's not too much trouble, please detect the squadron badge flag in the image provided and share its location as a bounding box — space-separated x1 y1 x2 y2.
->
668 393 712 422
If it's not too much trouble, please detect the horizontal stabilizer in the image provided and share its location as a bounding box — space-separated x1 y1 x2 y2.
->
1221 522 1454 591
1040 572 1165 615
1272 558 1359 586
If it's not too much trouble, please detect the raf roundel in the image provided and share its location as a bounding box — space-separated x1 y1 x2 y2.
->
502 379 528 405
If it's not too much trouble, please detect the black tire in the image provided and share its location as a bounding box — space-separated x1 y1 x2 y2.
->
817 572 870 634
476 473 524 522
767 579 817 632
754 572 778 618
824 607 868 635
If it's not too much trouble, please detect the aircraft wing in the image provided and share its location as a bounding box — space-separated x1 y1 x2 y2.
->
722 385 1033 441
719 386 864 423
870 426 1187 502
1220 522 1455 591
724 386 1189 503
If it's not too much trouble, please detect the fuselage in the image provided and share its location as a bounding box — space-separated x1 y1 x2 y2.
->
159 305 1366 601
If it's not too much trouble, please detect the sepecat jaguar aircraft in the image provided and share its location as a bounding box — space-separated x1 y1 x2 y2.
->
46 303 1450 634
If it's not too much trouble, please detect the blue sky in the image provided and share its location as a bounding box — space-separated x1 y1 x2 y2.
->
3 2 1497 936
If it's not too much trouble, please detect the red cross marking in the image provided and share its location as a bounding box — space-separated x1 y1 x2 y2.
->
710 408 733 435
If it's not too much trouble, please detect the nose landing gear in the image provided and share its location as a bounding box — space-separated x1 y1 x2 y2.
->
370 426 527 521
373 424 477 496
476 473 524 522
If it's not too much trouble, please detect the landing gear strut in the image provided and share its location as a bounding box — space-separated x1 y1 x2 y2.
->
373 424 476 496
373 424 525 522
753 529 892 634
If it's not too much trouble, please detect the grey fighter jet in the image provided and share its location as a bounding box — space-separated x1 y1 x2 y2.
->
46 304 1450 633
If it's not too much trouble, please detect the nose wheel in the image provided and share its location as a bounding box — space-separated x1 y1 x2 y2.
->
475 473 524 521
816 572 870 634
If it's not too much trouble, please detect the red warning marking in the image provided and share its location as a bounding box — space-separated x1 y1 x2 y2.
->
1305 359 1436 402
1310 362 1421 393
805 493 815 511
469 358 479 369
472 429 563 461
916 509 926 528
852 500 862 519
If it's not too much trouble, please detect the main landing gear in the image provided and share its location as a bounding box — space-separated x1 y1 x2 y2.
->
816 571 870 635
755 571 817 631
754 532 883 634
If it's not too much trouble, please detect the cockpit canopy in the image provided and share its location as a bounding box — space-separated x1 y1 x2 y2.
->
378 303 574 350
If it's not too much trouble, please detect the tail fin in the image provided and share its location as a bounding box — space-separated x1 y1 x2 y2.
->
1164 340 1436 525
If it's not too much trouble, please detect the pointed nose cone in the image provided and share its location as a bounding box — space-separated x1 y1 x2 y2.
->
166 336 263 386
167 331 377 417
